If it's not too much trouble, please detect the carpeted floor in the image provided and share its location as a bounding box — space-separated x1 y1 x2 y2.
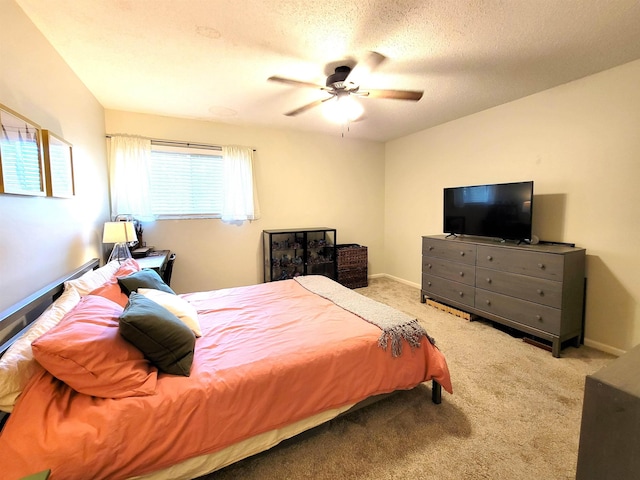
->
201 277 615 480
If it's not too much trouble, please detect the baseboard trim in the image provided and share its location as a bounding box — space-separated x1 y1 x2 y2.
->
583 338 625 357
375 273 420 289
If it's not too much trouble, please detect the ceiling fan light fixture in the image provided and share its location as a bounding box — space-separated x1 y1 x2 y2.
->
322 95 364 124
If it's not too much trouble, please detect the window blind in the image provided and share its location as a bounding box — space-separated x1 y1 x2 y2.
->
149 146 223 217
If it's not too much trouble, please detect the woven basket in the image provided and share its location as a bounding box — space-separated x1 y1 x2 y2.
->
337 244 368 288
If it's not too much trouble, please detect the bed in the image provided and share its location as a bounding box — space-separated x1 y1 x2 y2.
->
0 258 452 480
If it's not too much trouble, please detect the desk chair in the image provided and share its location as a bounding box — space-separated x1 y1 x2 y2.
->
163 253 176 286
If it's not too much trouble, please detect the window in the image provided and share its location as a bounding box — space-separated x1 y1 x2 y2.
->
108 136 259 222
149 144 223 219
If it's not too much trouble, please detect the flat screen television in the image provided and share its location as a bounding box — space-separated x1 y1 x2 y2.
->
443 181 534 241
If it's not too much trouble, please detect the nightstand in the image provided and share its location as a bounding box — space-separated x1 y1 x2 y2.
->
136 250 173 285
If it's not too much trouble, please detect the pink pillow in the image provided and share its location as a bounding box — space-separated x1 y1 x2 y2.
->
32 295 158 398
88 259 141 307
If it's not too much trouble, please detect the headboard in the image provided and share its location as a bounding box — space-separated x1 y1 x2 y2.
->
0 258 100 358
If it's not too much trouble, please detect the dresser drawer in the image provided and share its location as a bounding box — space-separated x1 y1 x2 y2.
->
422 257 475 286
476 267 562 308
475 290 561 334
477 245 564 281
422 238 476 265
422 273 475 307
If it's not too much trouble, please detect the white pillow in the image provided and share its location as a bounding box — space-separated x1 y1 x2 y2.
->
64 260 122 295
137 288 202 337
0 287 81 412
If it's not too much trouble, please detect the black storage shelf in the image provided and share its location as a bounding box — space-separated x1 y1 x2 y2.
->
263 228 337 282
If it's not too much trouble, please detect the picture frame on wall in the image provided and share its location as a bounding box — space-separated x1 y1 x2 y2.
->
42 130 75 198
0 104 46 196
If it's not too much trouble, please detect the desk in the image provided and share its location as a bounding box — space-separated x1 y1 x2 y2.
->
136 250 170 276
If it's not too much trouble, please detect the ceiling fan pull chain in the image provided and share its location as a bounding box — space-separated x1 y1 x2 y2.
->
340 121 352 138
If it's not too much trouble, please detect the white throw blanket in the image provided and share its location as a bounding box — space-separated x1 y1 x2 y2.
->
294 275 435 357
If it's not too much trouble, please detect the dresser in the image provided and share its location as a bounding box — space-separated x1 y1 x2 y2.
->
421 235 585 357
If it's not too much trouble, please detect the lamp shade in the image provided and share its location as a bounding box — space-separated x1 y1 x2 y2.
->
322 95 364 124
103 221 137 244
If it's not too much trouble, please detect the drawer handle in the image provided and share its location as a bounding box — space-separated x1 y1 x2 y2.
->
428 246 434 251
487 255 493 261
460 251 465 257
427 263 432 269
458 291 464 297
459 272 464 277
536 315 542 322
485 299 491 306
486 277 492 284
537 289 544 296
427 281 432 287
538 263 545 270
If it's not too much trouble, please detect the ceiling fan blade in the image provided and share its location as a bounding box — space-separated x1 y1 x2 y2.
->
268 76 325 90
363 89 424 101
284 96 334 116
346 51 387 83
360 51 387 72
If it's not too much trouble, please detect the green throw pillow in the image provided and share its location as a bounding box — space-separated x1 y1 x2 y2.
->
118 269 175 295
119 292 195 376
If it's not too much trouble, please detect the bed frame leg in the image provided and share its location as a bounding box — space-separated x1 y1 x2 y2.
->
432 380 442 404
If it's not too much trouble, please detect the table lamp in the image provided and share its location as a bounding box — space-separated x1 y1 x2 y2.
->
103 221 137 263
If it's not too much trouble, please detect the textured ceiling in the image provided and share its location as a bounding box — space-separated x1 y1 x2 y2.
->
15 0 640 142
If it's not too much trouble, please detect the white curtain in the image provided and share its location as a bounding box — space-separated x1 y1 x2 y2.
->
221 145 261 223
108 135 155 221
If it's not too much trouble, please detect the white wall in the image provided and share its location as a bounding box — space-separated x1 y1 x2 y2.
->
104 110 385 294
0 0 109 312
385 59 640 355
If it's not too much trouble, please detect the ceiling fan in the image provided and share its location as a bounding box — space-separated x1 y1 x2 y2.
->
268 52 424 118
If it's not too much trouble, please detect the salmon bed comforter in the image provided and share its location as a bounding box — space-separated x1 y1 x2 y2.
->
0 278 451 480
